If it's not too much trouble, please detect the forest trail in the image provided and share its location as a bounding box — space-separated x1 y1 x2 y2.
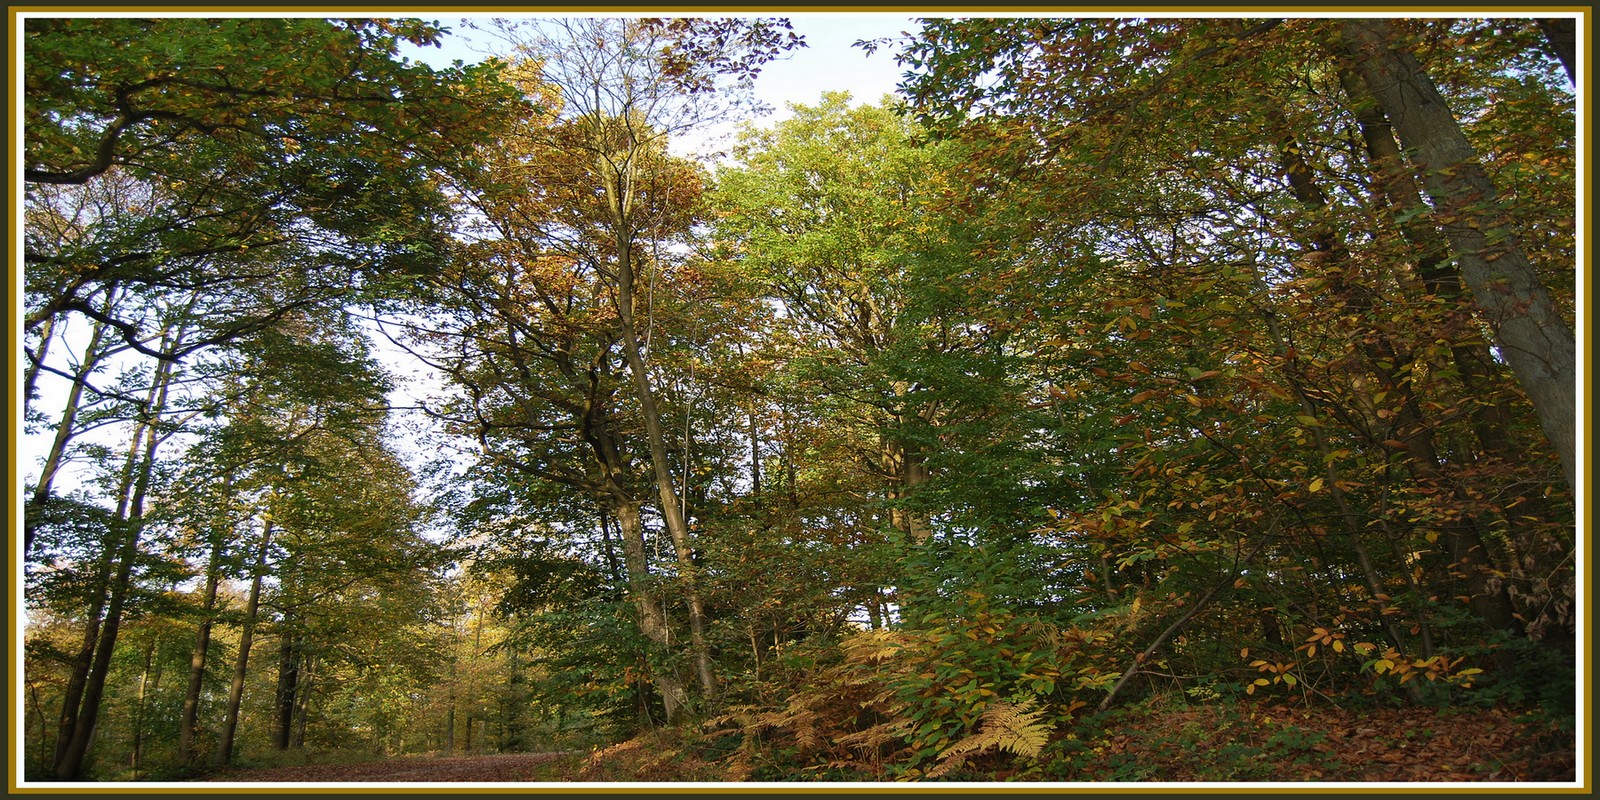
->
196 704 1575 784
204 752 582 782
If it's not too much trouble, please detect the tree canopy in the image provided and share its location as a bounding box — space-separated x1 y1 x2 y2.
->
18 13 1580 787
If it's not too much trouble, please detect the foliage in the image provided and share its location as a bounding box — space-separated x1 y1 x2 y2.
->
19 12 1577 785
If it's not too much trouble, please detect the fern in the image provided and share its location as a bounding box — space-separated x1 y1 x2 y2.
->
925 695 1051 779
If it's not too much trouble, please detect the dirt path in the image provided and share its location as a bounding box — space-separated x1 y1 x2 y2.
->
205 752 583 782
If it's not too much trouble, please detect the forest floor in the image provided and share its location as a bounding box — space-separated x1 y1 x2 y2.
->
202 703 1575 784
206 751 580 782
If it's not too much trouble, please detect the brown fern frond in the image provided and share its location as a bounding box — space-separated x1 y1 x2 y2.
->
842 629 908 664
834 718 908 752
923 752 969 779
929 695 1052 778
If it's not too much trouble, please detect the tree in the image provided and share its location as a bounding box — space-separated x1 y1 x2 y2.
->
23 17 514 777
885 15 1574 703
1339 18 1577 490
400 17 805 716
389 67 702 721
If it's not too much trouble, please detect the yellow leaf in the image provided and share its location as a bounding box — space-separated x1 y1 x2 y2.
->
1309 477 1325 493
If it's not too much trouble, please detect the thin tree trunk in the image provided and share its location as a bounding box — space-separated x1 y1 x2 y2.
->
50 533 117 773
213 515 275 767
26 313 113 556
596 504 625 588
22 313 55 417
273 628 299 751
1243 262 1432 699
1098 573 1235 712
290 656 314 750
611 497 690 723
1341 19 1577 490
749 404 763 499
54 353 175 779
179 482 232 766
610 217 717 701
130 638 158 777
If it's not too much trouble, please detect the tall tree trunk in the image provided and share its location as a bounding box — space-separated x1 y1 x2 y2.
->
129 639 156 776
1534 18 1576 85
610 496 689 723
1336 67 1520 461
50 530 117 773
291 658 313 750
609 207 717 702
1268 111 1518 637
882 381 934 543
178 535 224 766
749 404 763 499
179 476 234 766
1334 68 1575 641
22 313 55 416
53 354 174 779
1340 18 1577 490
881 438 932 543
213 515 275 767
26 311 112 556
272 628 300 751
596 504 626 588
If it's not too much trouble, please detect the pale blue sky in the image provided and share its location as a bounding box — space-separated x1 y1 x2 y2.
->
405 12 918 151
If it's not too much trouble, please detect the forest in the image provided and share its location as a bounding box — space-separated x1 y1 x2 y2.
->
16 14 1582 786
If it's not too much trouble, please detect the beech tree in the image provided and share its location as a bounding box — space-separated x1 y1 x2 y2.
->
19 13 1579 785
1339 18 1577 489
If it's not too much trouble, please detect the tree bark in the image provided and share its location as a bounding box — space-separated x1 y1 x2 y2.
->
290 656 314 750
611 498 689 723
607 167 717 701
50 535 117 773
53 355 173 779
213 515 275 767
178 528 225 766
1534 18 1576 85
1340 18 1577 490
272 627 300 751
22 314 55 416
1336 66 1521 460
1269 111 1518 637
26 311 111 556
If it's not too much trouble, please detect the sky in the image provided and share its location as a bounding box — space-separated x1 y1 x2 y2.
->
402 12 920 154
17 13 924 493
369 12 925 416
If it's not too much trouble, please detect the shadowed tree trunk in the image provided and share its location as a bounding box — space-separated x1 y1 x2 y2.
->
1340 18 1577 490
213 514 275 767
178 524 226 766
53 352 176 779
1534 18 1576 85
